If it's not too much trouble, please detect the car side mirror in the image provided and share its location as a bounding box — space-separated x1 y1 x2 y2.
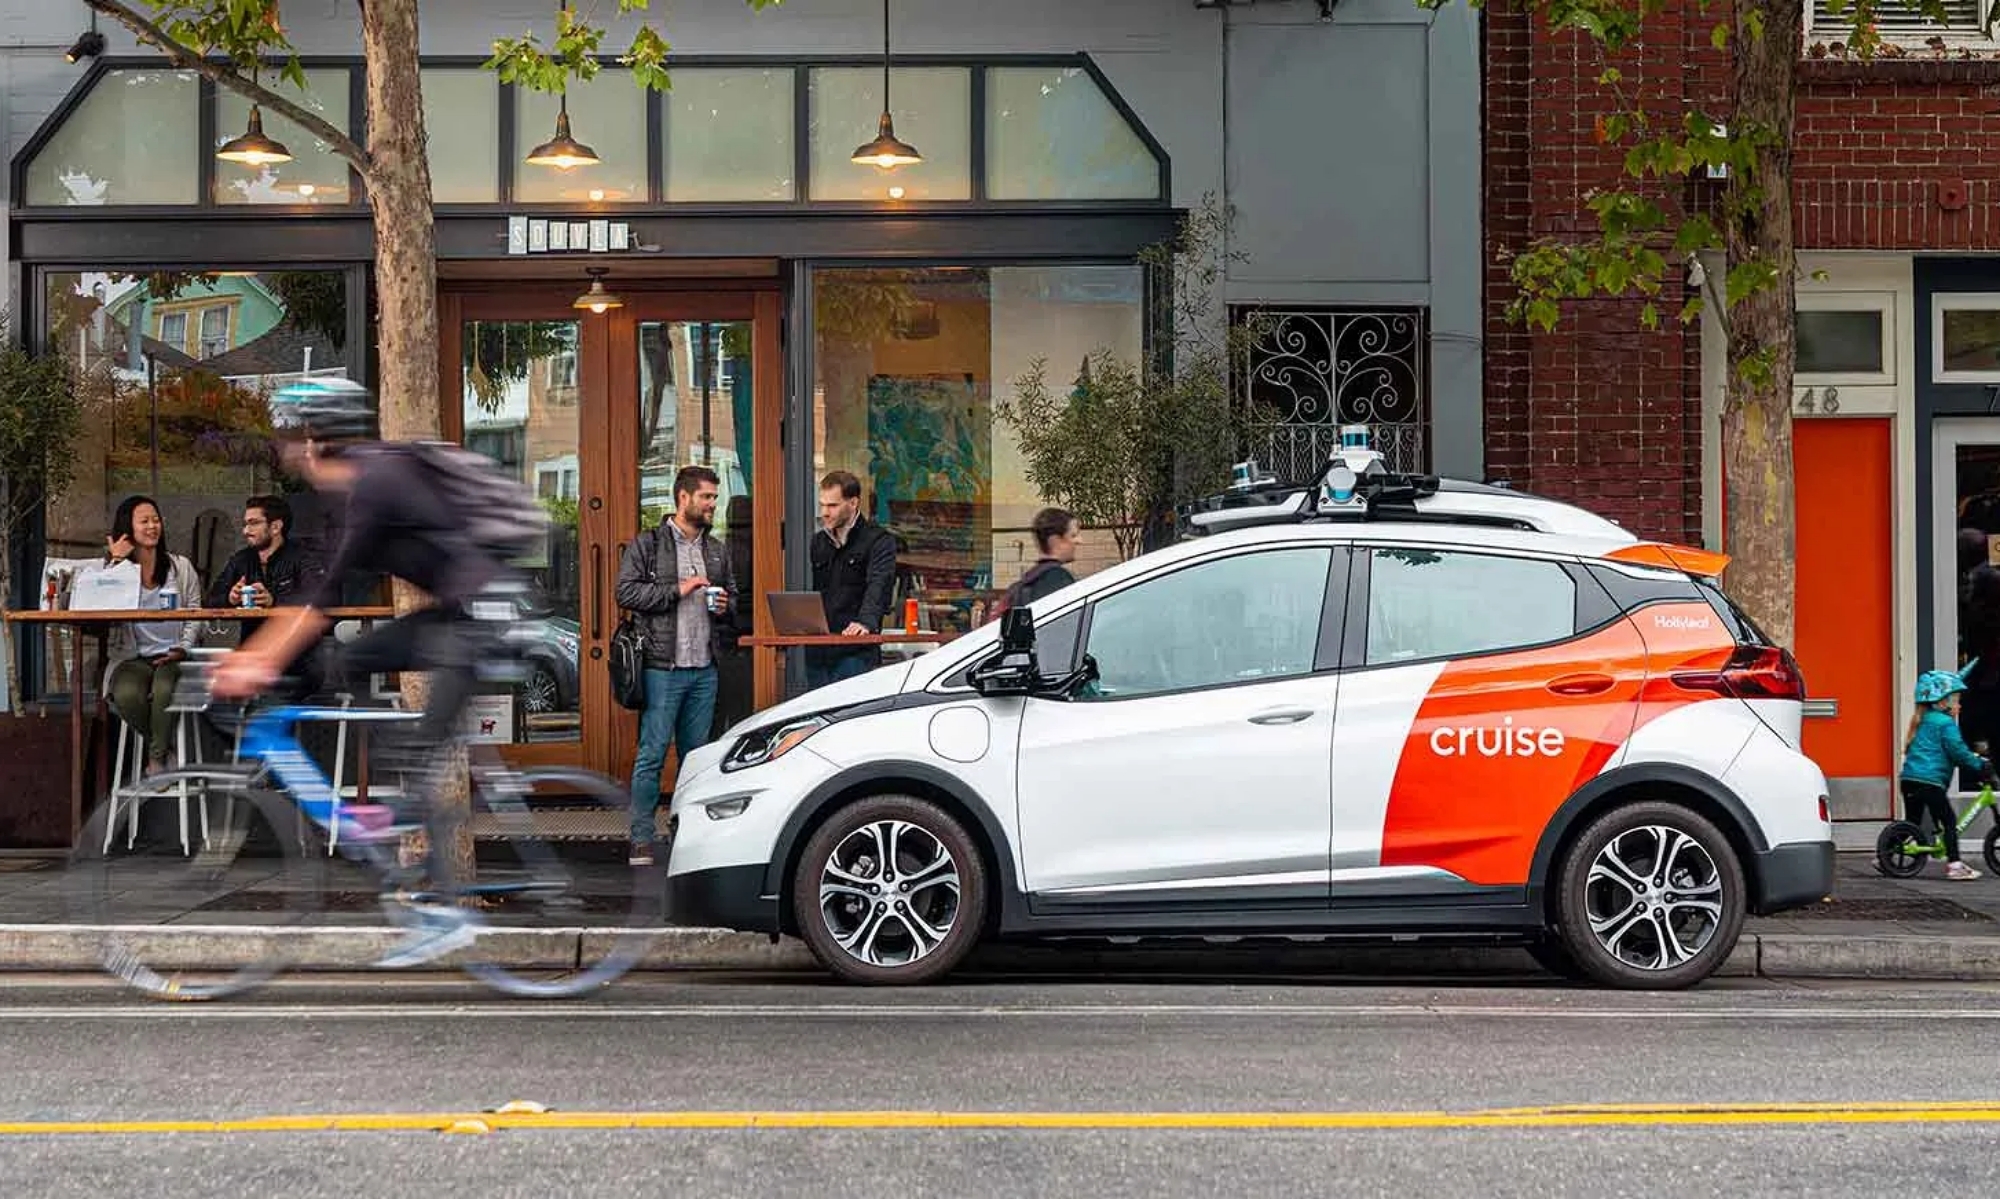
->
999 606 1036 651
970 609 1041 696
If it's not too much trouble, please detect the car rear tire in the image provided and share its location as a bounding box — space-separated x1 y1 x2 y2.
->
791 794 987 986
1552 802 1746 990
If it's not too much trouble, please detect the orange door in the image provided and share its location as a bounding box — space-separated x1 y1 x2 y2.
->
1791 418 1895 813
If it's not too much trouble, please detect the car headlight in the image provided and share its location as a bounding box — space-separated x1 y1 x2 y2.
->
721 715 829 773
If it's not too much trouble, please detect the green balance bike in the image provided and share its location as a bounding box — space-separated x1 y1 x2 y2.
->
1875 778 2000 877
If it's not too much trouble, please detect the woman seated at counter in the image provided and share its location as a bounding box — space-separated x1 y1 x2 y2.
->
101 495 202 776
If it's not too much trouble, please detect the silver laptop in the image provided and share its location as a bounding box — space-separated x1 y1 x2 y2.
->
766 591 832 636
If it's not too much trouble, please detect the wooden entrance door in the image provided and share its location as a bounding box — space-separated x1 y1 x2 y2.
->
439 285 783 784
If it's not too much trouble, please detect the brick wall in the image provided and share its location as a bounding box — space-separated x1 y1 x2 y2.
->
1484 12 2000 544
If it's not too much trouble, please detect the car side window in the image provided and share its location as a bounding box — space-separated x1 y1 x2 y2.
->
1365 548 1577 665
1080 548 1331 700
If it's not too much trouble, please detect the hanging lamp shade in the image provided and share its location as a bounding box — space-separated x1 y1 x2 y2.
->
526 104 600 170
216 104 293 166
851 111 922 169
852 0 920 170
573 269 623 314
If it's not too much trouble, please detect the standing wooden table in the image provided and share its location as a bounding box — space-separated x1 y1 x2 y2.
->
1 606 395 845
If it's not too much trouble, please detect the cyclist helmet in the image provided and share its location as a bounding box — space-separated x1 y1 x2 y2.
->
269 377 377 447
1915 668 1970 705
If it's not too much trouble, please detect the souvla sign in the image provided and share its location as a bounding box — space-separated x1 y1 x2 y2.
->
507 216 633 255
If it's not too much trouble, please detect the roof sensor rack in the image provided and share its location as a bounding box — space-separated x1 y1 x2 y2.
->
1178 425 1442 537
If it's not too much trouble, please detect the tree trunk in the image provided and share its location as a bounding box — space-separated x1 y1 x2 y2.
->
360 0 476 888
1719 0 1802 649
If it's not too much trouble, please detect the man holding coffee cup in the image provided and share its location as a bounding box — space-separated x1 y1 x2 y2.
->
614 464 736 868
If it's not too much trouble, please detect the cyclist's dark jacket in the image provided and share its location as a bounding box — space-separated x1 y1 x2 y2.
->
303 444 504 612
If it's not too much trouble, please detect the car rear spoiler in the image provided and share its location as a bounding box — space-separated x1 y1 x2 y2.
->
1603 542 1732 579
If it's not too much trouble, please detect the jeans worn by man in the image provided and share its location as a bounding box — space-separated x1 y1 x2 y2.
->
615 466 735 867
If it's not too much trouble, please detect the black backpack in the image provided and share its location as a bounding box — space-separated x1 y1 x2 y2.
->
985 559 1063 625
407 440 550 563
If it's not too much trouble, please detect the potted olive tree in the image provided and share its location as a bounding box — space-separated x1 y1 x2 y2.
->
996 198 1262 563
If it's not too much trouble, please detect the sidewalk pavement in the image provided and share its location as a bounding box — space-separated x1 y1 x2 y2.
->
4 823 2000 980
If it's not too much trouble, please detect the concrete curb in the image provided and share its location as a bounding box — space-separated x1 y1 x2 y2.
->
7 925 2000 981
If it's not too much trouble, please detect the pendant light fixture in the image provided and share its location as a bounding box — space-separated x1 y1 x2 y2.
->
850 0 922 170
526 2 602 170
573 267 624 314
216 66 293 167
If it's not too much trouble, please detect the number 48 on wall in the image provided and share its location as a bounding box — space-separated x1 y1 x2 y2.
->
1794 387 1840 415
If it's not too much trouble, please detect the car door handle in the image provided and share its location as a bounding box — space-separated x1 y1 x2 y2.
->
1547 672 1615 697
1248 708 1314 726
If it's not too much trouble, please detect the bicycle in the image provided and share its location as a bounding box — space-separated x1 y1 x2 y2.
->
1874 776 2000 878
66 648 664 1000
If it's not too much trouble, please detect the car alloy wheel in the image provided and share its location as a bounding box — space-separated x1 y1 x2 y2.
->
1554 801 1745 990
792 794 987 985
520 664 560 716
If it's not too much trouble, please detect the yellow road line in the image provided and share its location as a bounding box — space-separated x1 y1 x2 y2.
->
5 1103 2000 1135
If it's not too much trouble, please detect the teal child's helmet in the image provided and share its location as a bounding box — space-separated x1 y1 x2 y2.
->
1916 668 1970 705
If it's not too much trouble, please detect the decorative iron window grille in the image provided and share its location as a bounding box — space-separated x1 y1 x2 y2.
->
1232 305 1430 479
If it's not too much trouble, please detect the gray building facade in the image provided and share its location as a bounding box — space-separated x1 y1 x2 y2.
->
0 0 1479 747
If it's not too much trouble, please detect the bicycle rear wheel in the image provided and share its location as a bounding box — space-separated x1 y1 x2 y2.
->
66 768 324 1000
449 767 663 998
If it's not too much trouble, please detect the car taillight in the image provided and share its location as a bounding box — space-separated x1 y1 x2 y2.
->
1672 645 1806 702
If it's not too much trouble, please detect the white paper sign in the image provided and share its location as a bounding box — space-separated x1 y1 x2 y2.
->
459 693 515 744
66 560 142 612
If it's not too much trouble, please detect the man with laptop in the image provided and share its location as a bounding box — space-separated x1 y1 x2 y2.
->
799 469 898 690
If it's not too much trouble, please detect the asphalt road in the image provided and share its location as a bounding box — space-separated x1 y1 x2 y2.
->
2 971 1997 1197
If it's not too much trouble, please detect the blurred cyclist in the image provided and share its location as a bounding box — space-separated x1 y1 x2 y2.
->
211 377 534 967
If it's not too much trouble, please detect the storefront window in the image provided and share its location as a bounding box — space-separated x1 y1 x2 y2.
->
1795 309 1886 377
811 264 1143 633
214 69 354 205
808 67 972 201
23 70 200 207
515 71 648 204
33 270 353 699
664 69 796 202
985 66 1160 201
424 69 501 203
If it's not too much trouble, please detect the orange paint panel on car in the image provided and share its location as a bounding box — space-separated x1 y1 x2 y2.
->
1378 619 1650 885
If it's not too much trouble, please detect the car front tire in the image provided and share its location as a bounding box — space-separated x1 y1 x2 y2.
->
1552 801 1746 990
791 794 988 986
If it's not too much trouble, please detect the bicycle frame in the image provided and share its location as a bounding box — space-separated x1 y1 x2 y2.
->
1897 783 1997 856
236 702 423 852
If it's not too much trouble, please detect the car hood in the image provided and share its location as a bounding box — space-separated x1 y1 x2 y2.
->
716 657 917 739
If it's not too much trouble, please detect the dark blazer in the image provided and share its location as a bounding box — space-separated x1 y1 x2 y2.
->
810 518 898 633
204 540 318 609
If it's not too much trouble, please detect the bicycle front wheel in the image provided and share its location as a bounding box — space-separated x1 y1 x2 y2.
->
449 767 663 998
66 769 324 1001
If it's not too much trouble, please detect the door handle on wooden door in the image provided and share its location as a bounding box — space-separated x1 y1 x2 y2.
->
590 543 603 640
1248 707 1314 725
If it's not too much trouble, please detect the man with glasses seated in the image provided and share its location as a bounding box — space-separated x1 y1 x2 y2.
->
207 494 318 614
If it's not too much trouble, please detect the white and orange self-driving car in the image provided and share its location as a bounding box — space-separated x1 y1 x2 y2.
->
664 431 1834 989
